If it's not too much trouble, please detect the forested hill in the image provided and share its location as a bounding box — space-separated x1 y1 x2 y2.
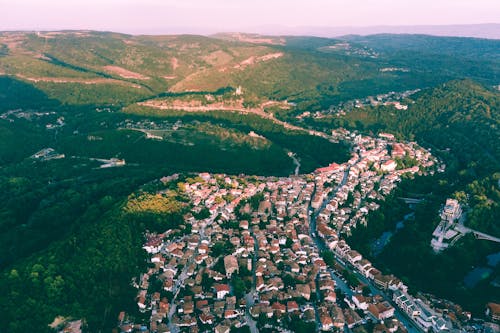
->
409 81 499 170
0 31 498 109
329 80 500 174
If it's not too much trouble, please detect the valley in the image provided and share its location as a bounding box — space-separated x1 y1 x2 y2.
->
0 31 498 333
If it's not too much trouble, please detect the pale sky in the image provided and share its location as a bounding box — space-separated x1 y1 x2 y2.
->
1 0 499 34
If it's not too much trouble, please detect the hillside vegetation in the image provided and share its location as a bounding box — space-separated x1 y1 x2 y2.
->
1 31 498 110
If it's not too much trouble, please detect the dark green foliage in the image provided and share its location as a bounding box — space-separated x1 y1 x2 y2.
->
288 317 316 333
212 257 226 275
231 326 251 333
124 108 351 173
193 207 210 220
341 269 360 288
347 191 409 256
0 159 163 267
0 76 59 111
0 199 175 332
248 192 264 211
322 251 336 269
465 175 500 237
231 275 248 298
0 44 8 56
211 241 235 258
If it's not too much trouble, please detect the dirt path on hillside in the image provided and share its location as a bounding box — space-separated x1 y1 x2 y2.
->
137 101 333 141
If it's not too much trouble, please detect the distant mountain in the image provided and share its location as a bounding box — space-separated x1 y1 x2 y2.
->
248 23 500 40
0 31 498 109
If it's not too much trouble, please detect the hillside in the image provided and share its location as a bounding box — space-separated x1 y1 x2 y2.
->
1 31 498 110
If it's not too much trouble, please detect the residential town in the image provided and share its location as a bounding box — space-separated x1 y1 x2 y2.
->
296 89 420 120
114 129 498 333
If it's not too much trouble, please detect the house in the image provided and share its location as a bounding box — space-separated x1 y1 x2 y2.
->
486 302 500 322
323 290 337 303
198 244 209 254
381 160 397 172
214 324 230 333
352 295 369 310
335 240 350 257
320 313 334 331
393 290 421 317
271 302 286 315
296 284 311 300
287 301 299 313
356 258 372 271
256 276 265 291
315 162 344 174
303 307 316 322
214 284 230 299
199 313 214 325
343 308 364 329
391 143 406 158
239 220 249 230
368 301 395 320
137 290 147 310
331 305 345 329
379 133 395 141
319 279 336 291
182 301 194 315
224 255 239 278
196 300 209 311
346 250 362 264
258 200 272 215
373 274 393 290
224 309 240 319
163 279 173 292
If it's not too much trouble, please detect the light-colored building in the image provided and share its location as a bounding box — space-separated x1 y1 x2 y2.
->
224 255 239 278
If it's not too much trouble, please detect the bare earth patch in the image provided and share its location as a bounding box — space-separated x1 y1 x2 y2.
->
103 66 150 80
171 57 179 70
137 98 298 128
202 50 234 66
17 74 142 88
226 33 286 45
234 52 284 69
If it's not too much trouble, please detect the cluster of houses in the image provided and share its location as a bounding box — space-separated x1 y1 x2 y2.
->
313 130 436 239
331 237 459 333
115 128 495 333
296 89 419 120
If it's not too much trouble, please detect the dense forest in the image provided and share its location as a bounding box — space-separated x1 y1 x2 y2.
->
0 174 187 332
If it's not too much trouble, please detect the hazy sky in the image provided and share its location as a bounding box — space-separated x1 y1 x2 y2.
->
1 0 499 34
